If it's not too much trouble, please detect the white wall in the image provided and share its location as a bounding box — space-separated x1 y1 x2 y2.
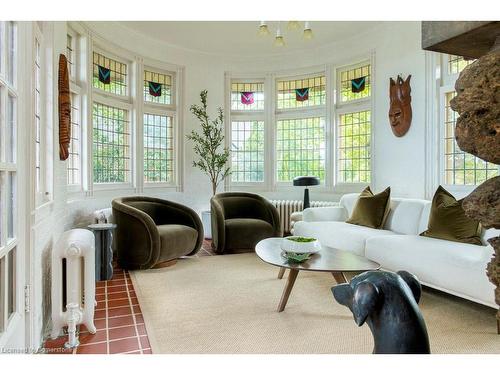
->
29 20 429 347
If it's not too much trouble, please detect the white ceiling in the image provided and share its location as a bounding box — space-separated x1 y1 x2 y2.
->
119 21 382 56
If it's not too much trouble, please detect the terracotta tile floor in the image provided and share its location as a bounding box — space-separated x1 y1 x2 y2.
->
43 239 214 354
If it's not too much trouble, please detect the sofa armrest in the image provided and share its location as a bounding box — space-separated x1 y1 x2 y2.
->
303 206 346 222
112 199 161 269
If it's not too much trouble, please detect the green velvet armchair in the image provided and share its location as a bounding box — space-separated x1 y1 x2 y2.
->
210 192 282 254
112 197 203 269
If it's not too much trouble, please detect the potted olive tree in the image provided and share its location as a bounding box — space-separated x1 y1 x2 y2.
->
187 90 231 238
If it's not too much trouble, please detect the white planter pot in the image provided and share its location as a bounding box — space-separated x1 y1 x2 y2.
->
201 210 212 239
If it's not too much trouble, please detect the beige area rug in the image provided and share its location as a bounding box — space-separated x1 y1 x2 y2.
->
130 253 500 354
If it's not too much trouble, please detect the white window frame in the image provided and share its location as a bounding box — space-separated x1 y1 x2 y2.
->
274 69 328 189
90 44 134 191
333 58 374 191
226 75 268 188
141 63 179 189
32 23 50 207
66 27 87 195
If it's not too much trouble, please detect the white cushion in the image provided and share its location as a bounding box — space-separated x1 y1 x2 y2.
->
302 206 347 222
293 221 395 256
383 198 428 235
365 235 495 306
417 202 432 234
339 193 360 217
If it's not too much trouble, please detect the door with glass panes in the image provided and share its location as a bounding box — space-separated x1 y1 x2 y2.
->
0 21 26 351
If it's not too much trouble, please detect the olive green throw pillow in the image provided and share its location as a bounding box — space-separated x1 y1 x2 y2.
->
420 186 482 245
346 186 391 229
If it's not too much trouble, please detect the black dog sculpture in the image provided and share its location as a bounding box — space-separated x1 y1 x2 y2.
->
332 270 430 354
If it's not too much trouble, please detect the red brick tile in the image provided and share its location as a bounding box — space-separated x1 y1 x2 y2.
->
95 301 106 310
108 315 135 328
79 319 106 333
96 281 106 288
107 279 127 287
108 306 132 317
134 314 144 324
109 337 140 354
143 348 152 354
78 330 107 345
96 293 106 301
107 298 131 308
124 350 142 354
76 342 108 354
108 326 137 341
94 319 107 330
130 297 138 305
107 285 126 293
44 336 68 349
139 336 150 349
107 291 129 301
136 324 147 336
132 305 142 314
94 309 106 319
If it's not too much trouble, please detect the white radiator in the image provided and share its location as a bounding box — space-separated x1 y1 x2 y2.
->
270 200 337 234
51 229 97 347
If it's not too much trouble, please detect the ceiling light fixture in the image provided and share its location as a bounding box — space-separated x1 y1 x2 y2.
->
258 21 313 47
303 21 314 39
258 21 270 36
274 24 285 47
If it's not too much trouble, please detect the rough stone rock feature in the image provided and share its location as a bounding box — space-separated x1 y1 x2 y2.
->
450 51 500 165
462 176 500 229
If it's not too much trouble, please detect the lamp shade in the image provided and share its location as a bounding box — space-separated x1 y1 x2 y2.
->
293 176 320 187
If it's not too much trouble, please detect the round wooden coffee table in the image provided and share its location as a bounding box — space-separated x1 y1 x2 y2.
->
255 237 380 312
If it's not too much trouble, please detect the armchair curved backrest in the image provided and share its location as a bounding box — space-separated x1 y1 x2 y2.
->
210 192 281 253
112 197 203 269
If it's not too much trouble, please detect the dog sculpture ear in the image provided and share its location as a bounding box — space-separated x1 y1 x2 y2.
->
331 283 353 309
397 270 422 303
352 282 380 327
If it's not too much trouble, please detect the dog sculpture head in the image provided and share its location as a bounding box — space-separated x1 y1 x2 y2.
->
332 270 429 354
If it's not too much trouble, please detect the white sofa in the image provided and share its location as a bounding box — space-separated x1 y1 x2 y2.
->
294 193 498 308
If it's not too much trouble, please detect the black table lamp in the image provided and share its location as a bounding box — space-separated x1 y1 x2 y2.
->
293 176 320 209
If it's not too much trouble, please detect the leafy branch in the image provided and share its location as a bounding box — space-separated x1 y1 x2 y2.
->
186 90 231 196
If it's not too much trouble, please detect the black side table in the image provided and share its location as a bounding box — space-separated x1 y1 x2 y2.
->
88 223 117 281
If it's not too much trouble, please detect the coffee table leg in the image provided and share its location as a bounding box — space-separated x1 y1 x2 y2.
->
332 272 347 284
277 267 286 279
277 269 299 312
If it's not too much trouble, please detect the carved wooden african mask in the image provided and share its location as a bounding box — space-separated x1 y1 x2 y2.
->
58 54 71 160
389 75 412 137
